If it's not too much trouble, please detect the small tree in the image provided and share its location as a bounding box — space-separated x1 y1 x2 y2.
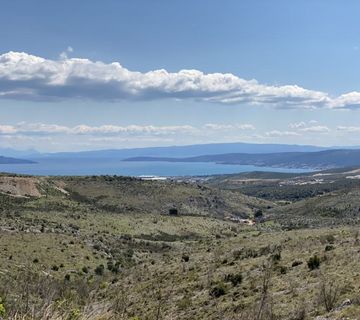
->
307 255 320 270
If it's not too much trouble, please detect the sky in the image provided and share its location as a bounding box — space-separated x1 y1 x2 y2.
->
1 0 360 152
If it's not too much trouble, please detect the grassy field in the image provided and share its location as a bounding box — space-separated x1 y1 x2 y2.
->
0 174 360 319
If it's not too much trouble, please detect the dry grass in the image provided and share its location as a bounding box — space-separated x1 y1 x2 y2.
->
0 175 360 319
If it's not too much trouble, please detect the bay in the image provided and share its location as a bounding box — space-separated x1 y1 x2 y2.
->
0 158 312 176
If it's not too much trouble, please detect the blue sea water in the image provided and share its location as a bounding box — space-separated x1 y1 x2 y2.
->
0 158 312 176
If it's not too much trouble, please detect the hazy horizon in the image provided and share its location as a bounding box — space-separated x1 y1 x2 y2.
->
2 141 360 155
1 1 360 152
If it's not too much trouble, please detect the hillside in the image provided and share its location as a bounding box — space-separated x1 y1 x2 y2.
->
125 149 360 170
207 166 360 201
0 174 273 219
268 187 360 229
1 173 360 319
62 176 273 218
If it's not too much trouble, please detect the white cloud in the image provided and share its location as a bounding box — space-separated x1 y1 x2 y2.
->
0 122 258 138
0 51 346 108
337 126 360 133
0 125 17 134
289 121 306 129
264 130 300 137
288 121 330 134
309 120 318 124
59 46 74 60
289 120 320 129
299 125 330 133
204 123 255 130
0 123 196 136
70 124 195 136
330 92 360 109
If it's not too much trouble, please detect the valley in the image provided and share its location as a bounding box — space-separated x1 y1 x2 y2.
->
0 169 360 319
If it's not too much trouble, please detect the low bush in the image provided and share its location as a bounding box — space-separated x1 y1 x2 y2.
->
210 283 227 298
307 255 320 270
95 264 105 276
224 273 243 286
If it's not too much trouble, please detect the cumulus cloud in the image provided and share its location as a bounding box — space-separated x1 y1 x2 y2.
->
264 130 300 137
0 122 261 137
0 123 196 136
299 125 330 133
330 92 360 109
204 123 255 130
71 124 195 136
0 51 351 108
288 121 330 134
289 121 307 129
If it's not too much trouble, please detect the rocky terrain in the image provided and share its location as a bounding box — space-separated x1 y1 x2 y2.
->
0 171 360 319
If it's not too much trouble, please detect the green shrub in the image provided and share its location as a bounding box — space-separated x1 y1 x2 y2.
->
95 264 105 276
68 308 81 320
210 283 227 298
276 265 287 274
107 260 114 271
272 252 281 263
307 255 320 270
254 209 263 218
0 297 5 317
112 262 121 274
224 273 243 286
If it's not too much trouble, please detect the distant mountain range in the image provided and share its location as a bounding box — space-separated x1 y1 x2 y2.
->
1 143 360 171
24 142 342 160
124 149 360 170
0 156 36 164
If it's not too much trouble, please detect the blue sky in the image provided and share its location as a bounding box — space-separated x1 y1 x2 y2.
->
1 0 360 151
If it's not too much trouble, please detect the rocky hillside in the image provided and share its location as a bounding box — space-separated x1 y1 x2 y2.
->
0 174 273 220
62 175 273 219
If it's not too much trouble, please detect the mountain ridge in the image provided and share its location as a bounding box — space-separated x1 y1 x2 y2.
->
26 142 333 159
124 149 360 170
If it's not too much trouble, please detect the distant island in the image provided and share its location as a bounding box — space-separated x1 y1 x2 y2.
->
124 149 360 170
0 156 36 164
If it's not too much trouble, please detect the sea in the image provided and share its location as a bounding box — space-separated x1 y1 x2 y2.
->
0 158 313 177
